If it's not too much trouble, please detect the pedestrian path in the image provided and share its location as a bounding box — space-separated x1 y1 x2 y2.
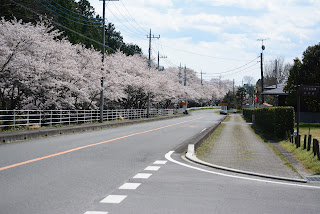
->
199 114 301 179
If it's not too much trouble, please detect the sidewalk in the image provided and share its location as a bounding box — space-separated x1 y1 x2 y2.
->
198 114 301 179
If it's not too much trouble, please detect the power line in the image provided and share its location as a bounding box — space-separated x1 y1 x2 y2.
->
119 0 148 34
39 0 102 24
111 1 146 35
221 63 260 78
6 0 141 55
106 4 145 39
208 56 260 74
43 0 103 20
160 44 251 61
35 0 103 27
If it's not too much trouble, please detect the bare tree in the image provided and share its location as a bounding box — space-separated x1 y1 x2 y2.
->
264 57 292 86
243 76 255 86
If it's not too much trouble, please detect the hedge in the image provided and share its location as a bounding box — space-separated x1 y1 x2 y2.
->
242 107 295 138
243 109 254 122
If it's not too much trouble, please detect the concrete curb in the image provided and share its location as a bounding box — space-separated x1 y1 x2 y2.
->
0 114 186 144
186 144 307 183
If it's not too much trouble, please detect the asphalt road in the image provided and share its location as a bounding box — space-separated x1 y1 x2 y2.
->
0 110 226 214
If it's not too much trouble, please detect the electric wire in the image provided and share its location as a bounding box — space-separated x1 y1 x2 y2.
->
43 0 103 20
35 0 103 27
7 0 153 69
119 0 148 34
160 44 251 61
7 0 130 54
106 5 145 39
111 1 146 35
215 63 260 78
38 0 102 24
209 56 260 74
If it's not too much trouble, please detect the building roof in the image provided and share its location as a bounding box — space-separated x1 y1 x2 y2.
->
264 83 286 90
262 83 288 96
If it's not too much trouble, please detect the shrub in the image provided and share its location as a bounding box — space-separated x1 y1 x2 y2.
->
243 108 254 122
243 107 294 138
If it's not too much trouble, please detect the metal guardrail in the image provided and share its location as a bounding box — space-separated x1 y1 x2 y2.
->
0 109 181 129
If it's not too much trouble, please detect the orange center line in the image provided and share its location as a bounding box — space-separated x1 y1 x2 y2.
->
0 117 204 172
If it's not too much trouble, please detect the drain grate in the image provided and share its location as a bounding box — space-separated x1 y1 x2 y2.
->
306 177 320 181
281 152 292 156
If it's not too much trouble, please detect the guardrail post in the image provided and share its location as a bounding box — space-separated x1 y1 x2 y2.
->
76 110 79 124
39 111 42 127
50 110 52 127
27 110 29 125
60 110 62 125
303 135 307 149
13 110 16 129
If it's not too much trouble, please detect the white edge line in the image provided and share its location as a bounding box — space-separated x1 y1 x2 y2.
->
200 128 207 133
165 151 320 189
84 212 108 214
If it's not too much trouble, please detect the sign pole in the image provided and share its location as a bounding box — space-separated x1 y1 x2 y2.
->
297 85 300 139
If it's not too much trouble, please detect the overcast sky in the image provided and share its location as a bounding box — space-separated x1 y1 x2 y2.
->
89 0 320 85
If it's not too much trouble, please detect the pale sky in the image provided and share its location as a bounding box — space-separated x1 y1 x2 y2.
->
89 0 320 86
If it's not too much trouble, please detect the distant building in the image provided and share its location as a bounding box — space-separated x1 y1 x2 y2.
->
261 83 288 106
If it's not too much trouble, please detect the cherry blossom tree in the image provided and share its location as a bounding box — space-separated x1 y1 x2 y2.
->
0 18 231 111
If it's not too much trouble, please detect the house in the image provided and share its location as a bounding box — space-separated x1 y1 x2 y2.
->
261 83 288 106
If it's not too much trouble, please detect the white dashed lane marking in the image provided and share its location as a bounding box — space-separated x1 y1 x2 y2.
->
84 159 169 213
84 212 108 214
119 183 141 190
133 173 152 179
153 160 167 165
144 166 161 171
100 195 127 204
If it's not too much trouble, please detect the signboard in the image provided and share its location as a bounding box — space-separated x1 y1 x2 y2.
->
221 103 228 106
297 85 320 144
300 86 320 96
182 102 188 106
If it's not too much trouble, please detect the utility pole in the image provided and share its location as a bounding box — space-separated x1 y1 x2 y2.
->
257 38 268 104
157 51 167 70
233 79 235 97
184 65 188 114
99 0 119 123
178 63 182 84
200 70 206 85
275 59 278 88
147 29 160 118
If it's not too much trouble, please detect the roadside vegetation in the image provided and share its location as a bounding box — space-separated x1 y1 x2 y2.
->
196 123 225 160
188 108 217 112
280 127 320 174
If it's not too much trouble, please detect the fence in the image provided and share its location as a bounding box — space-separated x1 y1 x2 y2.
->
288 131 320 161
0 109 180 129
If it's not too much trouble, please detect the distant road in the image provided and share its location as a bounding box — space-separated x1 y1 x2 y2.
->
0 110 225 214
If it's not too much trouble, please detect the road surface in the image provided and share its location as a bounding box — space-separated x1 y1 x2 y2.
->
0 110 319 214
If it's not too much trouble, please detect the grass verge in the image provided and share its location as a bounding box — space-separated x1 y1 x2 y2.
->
280 127 320 174
224 116 231 122
196 123 225 159
189 108 216 112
